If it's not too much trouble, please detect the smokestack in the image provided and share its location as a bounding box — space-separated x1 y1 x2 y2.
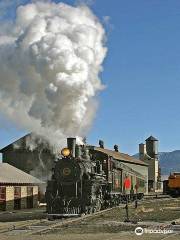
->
114 145 119 152
99 140 104 148
67 138 76 157
139 143 146 160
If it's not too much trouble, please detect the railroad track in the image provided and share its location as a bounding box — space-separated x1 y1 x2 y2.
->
144 193 172 199
0 205 125 236
0 219 48 234
28 206 125 235
0 196 177 236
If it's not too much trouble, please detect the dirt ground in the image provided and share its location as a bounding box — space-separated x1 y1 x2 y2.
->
0 232 180 240
0 197 180 240
0 207 46 222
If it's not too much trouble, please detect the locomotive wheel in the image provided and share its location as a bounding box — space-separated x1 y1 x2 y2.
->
85 206 90 215
48 215 55 221
95 199 101 212
92 206 97 213
88 207 93 214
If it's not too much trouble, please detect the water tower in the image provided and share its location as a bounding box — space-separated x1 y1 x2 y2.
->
145 135 158 159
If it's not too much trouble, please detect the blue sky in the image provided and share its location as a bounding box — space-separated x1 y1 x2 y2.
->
0 0 180 155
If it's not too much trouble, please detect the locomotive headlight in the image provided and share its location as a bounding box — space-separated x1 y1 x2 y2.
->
61 148 71 157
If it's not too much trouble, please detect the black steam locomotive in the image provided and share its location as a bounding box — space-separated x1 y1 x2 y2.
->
46 138 146 218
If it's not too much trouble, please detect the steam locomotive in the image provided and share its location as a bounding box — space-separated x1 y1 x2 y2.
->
46 138 146 218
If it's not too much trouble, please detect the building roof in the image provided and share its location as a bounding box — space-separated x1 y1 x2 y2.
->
0 133 31 152
145 135 158 141
94 147 148 166
0 133 50 152
0 163 44 185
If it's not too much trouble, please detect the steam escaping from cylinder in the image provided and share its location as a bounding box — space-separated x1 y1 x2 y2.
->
0 0 107 151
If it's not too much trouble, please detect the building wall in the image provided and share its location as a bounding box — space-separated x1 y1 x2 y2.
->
143 158 160 191
6 186 14 211
144 159 155 181
0 185 39 211
2 149 34 172
155 160 159 190
123 162 148 194
33 186 39 208
21 186 27 209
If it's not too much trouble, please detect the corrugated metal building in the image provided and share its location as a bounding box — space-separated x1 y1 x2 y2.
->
0 163 43 211
94 146 149 194
0 133 55 182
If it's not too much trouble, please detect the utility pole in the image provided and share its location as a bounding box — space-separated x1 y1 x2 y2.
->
135 184 138 209
124 195 130 222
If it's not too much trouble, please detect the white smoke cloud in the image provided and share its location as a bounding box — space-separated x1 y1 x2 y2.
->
0 1 107 150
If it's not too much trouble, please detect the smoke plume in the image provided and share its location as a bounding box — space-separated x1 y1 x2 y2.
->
0 1 107 150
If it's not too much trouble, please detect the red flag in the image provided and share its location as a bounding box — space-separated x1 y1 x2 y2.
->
124 178 131 189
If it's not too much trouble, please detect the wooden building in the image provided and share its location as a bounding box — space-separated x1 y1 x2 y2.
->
0 163 43 211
